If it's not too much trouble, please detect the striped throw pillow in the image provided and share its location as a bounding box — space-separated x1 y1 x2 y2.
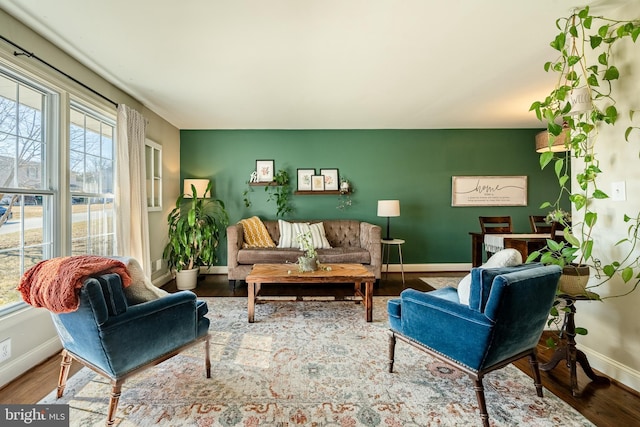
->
277 220 332 249
239 216 275 248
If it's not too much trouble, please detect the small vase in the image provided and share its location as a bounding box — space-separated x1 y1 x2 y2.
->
298 256 318 272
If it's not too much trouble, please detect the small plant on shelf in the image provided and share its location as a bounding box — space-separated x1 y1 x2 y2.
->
243 168 293 217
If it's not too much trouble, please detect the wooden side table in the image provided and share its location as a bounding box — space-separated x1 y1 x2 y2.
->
381 238 405 284
540 294 610 396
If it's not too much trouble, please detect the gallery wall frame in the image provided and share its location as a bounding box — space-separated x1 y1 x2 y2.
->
320 168 339 191
256 160 274 182
452 175 527 207
297 168 315 191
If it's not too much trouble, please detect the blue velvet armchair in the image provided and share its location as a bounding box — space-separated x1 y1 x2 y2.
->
387 264 562 427
51 273 211 426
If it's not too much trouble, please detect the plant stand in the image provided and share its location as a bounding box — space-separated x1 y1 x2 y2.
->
540 294 610 397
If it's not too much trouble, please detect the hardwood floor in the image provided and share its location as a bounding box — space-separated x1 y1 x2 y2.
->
2 272 639 427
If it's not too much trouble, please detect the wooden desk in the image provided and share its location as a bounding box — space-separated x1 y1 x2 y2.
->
470 232 550 266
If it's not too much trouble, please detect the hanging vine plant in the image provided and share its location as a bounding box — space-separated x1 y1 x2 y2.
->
528 6 640 297
243 168 293 217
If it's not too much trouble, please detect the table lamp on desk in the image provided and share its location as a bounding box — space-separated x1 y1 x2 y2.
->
377 200 400 240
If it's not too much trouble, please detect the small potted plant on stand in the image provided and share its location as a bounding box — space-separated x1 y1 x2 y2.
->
163 181 229 290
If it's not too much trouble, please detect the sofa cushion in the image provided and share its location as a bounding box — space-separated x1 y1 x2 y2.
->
277 220 331 249
239 216 276 248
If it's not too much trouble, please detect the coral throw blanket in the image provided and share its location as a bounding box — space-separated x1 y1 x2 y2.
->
17 256 132 313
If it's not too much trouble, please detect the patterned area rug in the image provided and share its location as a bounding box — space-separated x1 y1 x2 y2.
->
41 297 593 426
419 276 464 290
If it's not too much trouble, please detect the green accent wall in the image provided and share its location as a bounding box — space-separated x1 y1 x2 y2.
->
180 129 564 266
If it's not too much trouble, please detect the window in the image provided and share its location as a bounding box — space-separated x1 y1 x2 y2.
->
0 62 117 312
69 104 116 256
145 138 162 211
0 69 55 308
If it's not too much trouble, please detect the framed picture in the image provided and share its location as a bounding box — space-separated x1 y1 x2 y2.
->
297 168 315 191
311 175 325 191
255 160 274 182
320 168 339 191
451 176 528 206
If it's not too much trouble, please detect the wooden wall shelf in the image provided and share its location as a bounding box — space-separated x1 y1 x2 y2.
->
249 182 277 186
294 190 348 195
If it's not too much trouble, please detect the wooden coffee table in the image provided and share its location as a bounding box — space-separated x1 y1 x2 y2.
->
245 263 375 323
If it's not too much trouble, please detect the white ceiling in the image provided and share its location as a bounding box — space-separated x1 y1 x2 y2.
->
0 0 619 130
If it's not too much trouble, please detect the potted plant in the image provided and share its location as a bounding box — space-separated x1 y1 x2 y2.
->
529 7 640 298
295 231 318 272
243 168 293 217
163 181 229 289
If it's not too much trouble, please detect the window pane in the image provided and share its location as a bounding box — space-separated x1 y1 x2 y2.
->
0 75 17 136
17 85 42 139
69 150 84 192
0 135 17 188
69 108 85 152
101 125 113 160
85 115 101 156
18 137 43 189
0 193 52 306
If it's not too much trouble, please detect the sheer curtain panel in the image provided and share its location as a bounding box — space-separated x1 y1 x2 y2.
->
116 104 151 276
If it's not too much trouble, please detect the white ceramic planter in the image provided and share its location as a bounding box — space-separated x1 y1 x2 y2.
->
175 267 199 290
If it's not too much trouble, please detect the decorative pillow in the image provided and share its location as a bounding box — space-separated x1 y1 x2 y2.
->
277 220 332 249
239 216 275 248
457 248 523 306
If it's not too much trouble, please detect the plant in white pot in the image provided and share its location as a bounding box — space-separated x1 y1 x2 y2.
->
163 182 229 290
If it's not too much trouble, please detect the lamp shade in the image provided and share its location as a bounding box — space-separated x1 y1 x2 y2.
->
535 128 570 153
377 200 400 217
183 179 210 198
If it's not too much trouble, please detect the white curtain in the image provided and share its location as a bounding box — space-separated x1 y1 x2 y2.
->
116 104 151 277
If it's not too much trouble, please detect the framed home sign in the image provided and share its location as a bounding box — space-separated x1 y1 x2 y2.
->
297 168 315 191
320 168 339 191
256 160 274 182
451 175 527 206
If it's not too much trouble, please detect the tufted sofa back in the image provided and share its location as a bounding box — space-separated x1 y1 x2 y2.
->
263 220 362 247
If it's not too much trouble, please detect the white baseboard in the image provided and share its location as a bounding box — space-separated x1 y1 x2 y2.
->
152 270 173 287
0 336 61 387
580 343 640 392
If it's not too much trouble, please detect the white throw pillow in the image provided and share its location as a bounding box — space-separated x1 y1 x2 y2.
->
457 249 523 306
277 220 331 249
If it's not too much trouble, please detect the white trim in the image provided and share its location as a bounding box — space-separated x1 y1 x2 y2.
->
580 343 640 392
0 336 61 387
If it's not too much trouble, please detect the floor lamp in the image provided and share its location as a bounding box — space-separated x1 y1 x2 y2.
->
377 200 400 240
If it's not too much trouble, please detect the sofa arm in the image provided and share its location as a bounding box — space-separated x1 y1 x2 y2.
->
227 223 244 269
360 222 382 278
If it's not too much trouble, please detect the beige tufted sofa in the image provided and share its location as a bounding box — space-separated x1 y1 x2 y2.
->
227 219 382 286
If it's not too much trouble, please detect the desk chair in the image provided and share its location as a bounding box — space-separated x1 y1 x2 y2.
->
529 215 556 234
479 216 513 234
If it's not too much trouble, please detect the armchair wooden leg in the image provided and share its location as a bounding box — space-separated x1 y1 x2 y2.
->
473 378 490 427
106 381 123 427
388 332 396 373
205 336 211 378
529 352 544 397
56 350 73 399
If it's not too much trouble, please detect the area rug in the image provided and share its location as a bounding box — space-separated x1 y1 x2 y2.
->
419 276 464 290
41 297 593 426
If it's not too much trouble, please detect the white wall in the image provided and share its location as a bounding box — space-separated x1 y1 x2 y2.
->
572 2 640 392
0 9 180 387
